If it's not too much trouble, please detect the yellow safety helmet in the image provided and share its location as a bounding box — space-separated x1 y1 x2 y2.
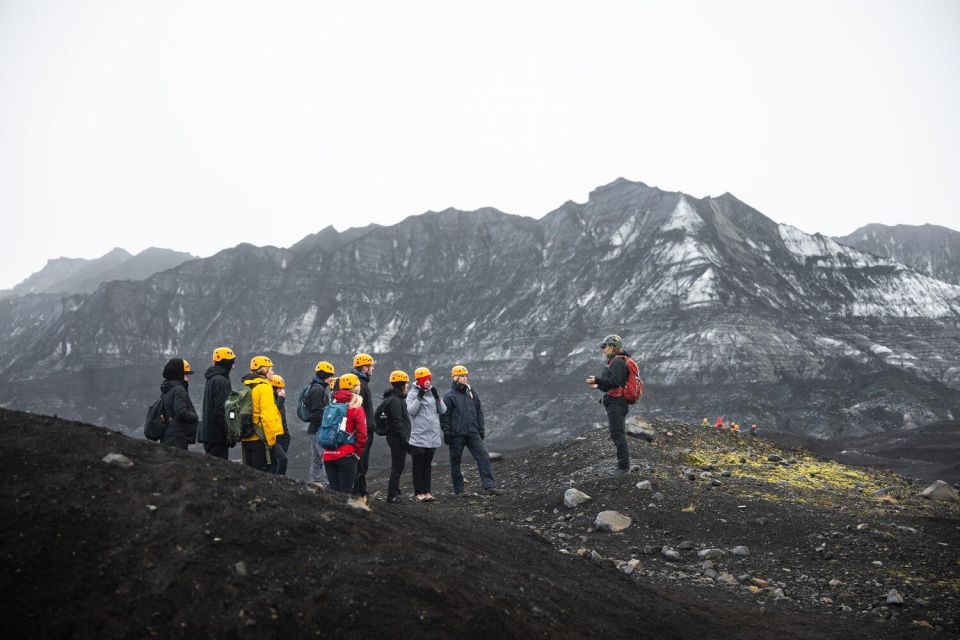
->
451 365 469 377
315 360 335 375
212 347 235 363
270 374 285 389
414 367 431 379
182 359 193 375
339 373 360 391
353 353 374 368
389 370 410 383
250 355 274 371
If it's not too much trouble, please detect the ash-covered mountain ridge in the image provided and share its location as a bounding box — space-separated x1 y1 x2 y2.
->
1 178 959 444
835 223 960 286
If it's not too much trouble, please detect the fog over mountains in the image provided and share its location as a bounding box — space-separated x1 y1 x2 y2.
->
1 178 959 448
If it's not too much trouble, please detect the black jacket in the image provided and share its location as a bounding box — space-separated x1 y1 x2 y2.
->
306 375 331 435
160 379 199 443
596 351 631 406
275 393 288 437
199 364 232 444
355 368 374 424
380 388 412 442
440 382 484 438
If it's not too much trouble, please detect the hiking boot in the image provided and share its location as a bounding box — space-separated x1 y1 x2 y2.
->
612 467 630 476
387 495 402 504
483 487 503 496
347 495 372 512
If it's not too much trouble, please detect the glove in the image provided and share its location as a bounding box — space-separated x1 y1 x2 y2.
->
417 386 426 398
443 432 453 446
430 386 440 399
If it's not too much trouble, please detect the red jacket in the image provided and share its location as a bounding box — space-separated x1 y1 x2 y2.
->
322 390 368 461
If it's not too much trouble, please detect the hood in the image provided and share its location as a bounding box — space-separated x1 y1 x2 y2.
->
243 376 270 387
161 379 186 394
163 357 188 381
381 388 406 400
451 380 470 394
353 368 370 382
607 350 632 362
204 364 231 380
333 390 364 409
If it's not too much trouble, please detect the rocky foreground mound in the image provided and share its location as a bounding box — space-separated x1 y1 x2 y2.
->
2 408 957 639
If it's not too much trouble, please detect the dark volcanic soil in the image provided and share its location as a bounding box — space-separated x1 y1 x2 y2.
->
1 409 957 639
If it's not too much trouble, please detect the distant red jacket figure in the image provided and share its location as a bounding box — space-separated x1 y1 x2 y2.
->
322 389 368 462
715 417 723 429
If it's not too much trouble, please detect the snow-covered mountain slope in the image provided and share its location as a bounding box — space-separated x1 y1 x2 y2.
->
835 223 960 285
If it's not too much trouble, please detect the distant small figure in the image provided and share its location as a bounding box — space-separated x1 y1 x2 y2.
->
159 357 199 450
441 365 500 495
701 418 710 428
407 367 445 502
200 347 235 459
271 374 290 476
322 373 368 493
240 356 284 473
731 422 740 433
380 370 413 503
306 361 336 486
750 423 758 436
715 417 724 430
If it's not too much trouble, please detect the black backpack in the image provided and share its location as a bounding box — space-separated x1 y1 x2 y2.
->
143 394 170 441
372 398 391 436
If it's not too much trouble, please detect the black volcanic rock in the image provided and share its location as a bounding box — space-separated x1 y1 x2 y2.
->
835 223 960 285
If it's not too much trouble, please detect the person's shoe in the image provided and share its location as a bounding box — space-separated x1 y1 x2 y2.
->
425 493 436 502
387 496 402 504
347 495 372 512
613 467 630 476
483 487 503 496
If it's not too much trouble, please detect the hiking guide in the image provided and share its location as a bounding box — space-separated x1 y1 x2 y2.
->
585 334 644 474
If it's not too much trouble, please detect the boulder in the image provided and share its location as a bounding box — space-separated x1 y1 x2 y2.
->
101 453 133 468
564 488 592 508
595 511 632 532
731 545 750 556
767 454 783 462
635 480 653 491
697 549 724 560
488 452 504 462
716 573 738 586
920 480 958 502
886 589 904 606
626 422 657 442
661 547 681 561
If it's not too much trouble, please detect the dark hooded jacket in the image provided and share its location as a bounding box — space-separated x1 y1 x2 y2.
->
354 368 374 424
595 350 631 407
380 387 412 443
199 361 233 444
440 381 484 438
160 358 199 443
306 373 332 435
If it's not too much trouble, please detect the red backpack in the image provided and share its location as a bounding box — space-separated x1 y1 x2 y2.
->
616 355 644 404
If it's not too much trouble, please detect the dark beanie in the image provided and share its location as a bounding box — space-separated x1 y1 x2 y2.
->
316 370 333 382
220 358 235 373
162 358 185 380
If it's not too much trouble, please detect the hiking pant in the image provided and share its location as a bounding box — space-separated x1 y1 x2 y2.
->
410 445 436 495
203 442 229 459
449 434 495 494
271 442 288 476
352 433 374 496
241 440 272 473
604 400 630 469
309 437 329 485
161 434 190 450
325 455 358 492
386 433 408 500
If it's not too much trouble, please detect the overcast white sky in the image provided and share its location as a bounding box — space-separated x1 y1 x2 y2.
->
1 0 958 289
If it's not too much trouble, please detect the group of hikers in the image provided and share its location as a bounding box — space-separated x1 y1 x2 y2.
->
702 416 758 434
148 349 503 507
147 333 646 505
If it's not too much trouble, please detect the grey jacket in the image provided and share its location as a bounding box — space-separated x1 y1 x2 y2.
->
406 382 446 448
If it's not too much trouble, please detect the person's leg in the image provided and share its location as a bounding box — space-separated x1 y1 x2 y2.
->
271 442 288 475
465 435 495 490
242 441 269 471
204 443 229 459
410 446 425 495
324 459 341 491
352 434 374 496
386 434 406 500
278 434 291 454
448 436 466 494
605 402 630 469
423 447 436 495
309 438 328 485
338 455 358 492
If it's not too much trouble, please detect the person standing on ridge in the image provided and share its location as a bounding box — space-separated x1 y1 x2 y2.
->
440 365 501 496
407 367 445 502
200 347 235 459
380 370 413 503
350 353 376 505
307 361 336 485
271 374 290 476
241 356 284 473
160 357 199 450
585 334 633 474
323 373 368 494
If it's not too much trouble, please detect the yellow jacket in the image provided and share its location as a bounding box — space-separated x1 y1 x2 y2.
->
242 376 284 447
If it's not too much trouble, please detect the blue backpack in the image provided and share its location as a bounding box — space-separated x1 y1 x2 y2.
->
317 402 356 451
